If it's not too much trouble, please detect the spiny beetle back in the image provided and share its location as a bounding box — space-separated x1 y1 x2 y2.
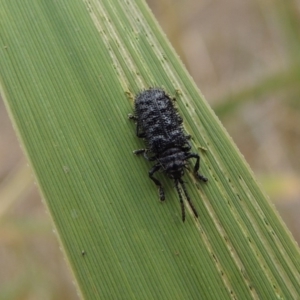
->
134 88 185 154
129 88 208 222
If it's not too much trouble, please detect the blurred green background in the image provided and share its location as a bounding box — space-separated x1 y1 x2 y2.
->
1 0 299 299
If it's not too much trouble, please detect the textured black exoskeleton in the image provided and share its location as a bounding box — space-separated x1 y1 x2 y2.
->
129 88 208 222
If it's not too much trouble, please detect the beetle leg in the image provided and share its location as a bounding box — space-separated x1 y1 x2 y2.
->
182 140 192 151
128 115 146 138
128 114 137 120
185 153 208 182
149 164 165 200
133 149 157 161
133 121 145 138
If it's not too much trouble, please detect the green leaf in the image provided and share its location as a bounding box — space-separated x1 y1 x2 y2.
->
1 0 300 299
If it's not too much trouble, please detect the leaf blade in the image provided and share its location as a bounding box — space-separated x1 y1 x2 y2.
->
1 0 300 299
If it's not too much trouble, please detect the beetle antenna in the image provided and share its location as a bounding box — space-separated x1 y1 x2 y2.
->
179 179 198 219
175 179 185 222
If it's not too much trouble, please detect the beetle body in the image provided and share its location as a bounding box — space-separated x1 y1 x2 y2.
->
129 88 207 221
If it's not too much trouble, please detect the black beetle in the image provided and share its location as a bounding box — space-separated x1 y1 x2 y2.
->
129 88 207 221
